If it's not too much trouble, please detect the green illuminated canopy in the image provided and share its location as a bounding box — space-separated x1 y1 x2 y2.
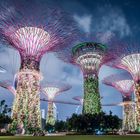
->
72 42 107 55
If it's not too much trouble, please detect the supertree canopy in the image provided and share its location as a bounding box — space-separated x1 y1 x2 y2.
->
103 73 136 131
0 1 78 133
43 82 71 125
10 27 50 70
107 43 140 131
72 42 106 74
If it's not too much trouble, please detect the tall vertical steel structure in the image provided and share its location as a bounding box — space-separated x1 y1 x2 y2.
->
103 74 136 131
0 2 78 133
72 42 107 114
56 40 112 115
43 83 71 125
107 42 140 131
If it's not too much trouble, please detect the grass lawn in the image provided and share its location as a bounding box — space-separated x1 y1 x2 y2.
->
0 135 140 140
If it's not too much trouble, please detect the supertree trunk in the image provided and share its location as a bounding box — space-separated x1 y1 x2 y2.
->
11 59 41 133
134 82 140 131
46 101 55 125
83 74 101 114
122 103 136 131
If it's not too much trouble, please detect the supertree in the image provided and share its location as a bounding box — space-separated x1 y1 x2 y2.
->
42 82 71 125
73 43 107 114
0 1 78 132
56 39 112 115
103 73 136 131
106 42 140 131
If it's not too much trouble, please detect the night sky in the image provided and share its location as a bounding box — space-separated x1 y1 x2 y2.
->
0 0 139 120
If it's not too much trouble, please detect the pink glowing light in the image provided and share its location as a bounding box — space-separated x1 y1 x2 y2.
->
103 73 134 97
0 3 78 62
42 82 71 101
115 80 134 96
10 27 50 56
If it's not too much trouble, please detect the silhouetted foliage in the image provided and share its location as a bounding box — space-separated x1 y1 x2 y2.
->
0 100 12 129
65 111 122 134
55 120 68 132
45 123 55 133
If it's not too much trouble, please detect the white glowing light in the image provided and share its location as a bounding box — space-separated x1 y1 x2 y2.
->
121 54 140 80
119 101 135 106
115 80 134 94
12 27 50 55
76 53 102 72
44 87 60 100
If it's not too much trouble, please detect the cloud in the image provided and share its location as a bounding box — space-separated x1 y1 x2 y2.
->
92 5 131 42
65 74 82 86
40 53 66 81
96 31 115 44
40 53 82 86
73 14 92 33
73 5 131 43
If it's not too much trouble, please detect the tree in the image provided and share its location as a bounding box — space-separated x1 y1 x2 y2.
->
66 111 122 134
0 100 12 129
45 123 55 133
55 120 67 132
